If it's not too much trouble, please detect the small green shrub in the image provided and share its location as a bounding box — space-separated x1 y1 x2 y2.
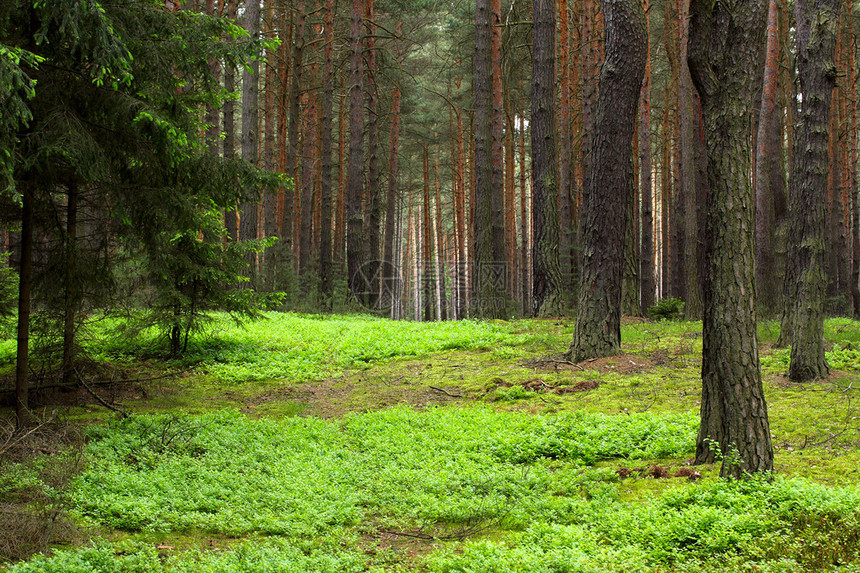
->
647 297 685 321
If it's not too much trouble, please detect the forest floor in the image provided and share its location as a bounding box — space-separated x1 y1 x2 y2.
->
2 314 860 571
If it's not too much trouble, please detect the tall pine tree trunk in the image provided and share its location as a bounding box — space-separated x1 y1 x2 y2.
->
780 0 840 381
755 0 782 316
319 0 335 305
689 0 774 477
240 0 261 284
382 42 402 316
62 181 79 386
365 0 382 308
639 14 655 315
474 0 500 317
223 0 237 241
568 0 646 361
531 0 562 316
15 185 34 429
346 0 366 303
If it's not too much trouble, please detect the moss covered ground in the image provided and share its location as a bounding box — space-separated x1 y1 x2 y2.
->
2 314 860 571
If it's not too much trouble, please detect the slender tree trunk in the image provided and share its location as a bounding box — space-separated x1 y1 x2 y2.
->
639 16 655 315
262 0 278 290
382 30 402 316
557 0 574 304
365 0 382 308
422 145 433 321
519 117 530 316
223 0 238 241
318 0 335 305
455 106 467 319
679 0 703 318
285 0 305 278
474 0 501 317
240 0 261 284
505 102 517 301
335 94 347 264
434 150 449 320
850 30 860 317
780 0 840 381
568 0 646 361
15 185 34 430
532 0 562 317
755 0 782 316
346 0 366 303
491 0 507 310
688 0 774 478
62 181 78 386
299 94 316 279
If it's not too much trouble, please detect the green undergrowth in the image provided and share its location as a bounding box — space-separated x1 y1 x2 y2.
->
68 408 696 535
62 313 536 383
5 315 860 571
7 408 860 572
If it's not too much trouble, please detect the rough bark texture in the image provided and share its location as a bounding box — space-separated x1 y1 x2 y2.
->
240 0 261 283
679 0 703 318
688 0 774 478
473 0 503 317
531 0 562 317
780 0 839 381
568 0 646 362
557 0 574 303
346 0 365 302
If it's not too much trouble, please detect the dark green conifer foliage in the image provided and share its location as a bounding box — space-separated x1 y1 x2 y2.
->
1 0 278 425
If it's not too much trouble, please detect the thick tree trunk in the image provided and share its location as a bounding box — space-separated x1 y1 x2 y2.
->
531 0 562 317
346 0 366 303
688 0 774 478
568 0 646 361
780 0 839 381
240 0 261 283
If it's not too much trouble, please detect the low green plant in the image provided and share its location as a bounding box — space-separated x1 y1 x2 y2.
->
647 297 685 321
